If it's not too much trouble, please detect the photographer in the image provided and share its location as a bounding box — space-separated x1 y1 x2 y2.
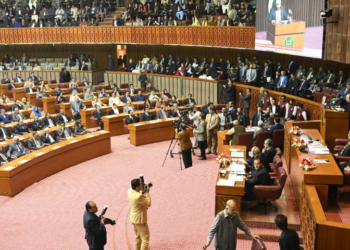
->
175 122 193 168
83 201 107 250
128 178 151 250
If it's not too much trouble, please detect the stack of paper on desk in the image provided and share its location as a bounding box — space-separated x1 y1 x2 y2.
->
217 179 235 187
230 151 244 157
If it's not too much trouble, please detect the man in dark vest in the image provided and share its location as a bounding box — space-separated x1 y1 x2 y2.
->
227 120 246 145
295 103 307 121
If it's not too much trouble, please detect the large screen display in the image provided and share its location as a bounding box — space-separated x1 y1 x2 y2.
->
255 0 325 59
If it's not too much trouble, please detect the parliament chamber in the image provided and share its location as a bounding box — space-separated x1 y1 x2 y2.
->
1 0 350 250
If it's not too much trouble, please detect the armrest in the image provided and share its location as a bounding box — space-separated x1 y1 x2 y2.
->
335 139 348 146
57 136 66 141
334 155 350 163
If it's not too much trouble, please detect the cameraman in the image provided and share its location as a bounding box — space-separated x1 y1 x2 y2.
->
175 122 193 168
128 178 151 250
83 201 107 250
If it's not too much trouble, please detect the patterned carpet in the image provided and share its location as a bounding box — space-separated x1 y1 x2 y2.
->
0 135 293 250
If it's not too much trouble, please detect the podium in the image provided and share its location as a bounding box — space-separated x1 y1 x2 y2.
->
42 97 57 114
12 88 26 101
267 21 306 49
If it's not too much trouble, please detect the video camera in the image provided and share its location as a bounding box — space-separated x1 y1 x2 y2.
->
140 174 153 195
98 205 116 225
172 111 191 131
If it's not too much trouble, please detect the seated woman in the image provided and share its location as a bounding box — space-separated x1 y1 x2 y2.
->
84 88 95 100
175 63 186 76
109 92 122 106
56 92 67 104
30 106 45 118
113 86 122 96
143 99 152 110
2 94 12 104
168 95 179 107
155 98 165 109
98 88 110 98
161 89 172 99
92 96 107 107
69 92 81 102
74 119 89 135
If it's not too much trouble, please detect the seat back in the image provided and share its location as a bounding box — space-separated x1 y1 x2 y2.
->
237 132 254 151
272 129 284 148
214 104 226 112
321 86 332 94
251 238 267 250
314 92 323 103
106 109 112 115
331 89 340 97
6 89 13 98
120 83 129 89
256 131 271 149
275 147 282 157
137 103 144 110
274 167 287 187
49 80 57 84
36 98 44 107
272 155 282 172
150 100 157 108
22 139 29 149
3 144 9 154
26 122 33 131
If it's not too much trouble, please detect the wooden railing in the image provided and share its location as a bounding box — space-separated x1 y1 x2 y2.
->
0 27 255 48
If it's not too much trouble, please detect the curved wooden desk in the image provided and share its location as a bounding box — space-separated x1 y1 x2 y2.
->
0 131 111 196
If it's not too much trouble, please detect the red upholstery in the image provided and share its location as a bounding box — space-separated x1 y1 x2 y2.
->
314 92 324 103
137 104 144 110
150 100 157 109
6 89 13 98
21 139 32 152
90 116 100 127
2 144 9 154
324 93 333 103
26 122 33 132
49 80 57 84
120 83 129 89
251 238 267 250
272 129 284 148
214 104 226 112
332 89 340 98
270 155 282 173
341 169 350 197
256 131 271 150
254 167 287 214
36 98 44 107
275 147 282 157
54 103 60 113
54 130 66 141
7 126 14 133
237 132 254 151
333 139 348 153
135 88 145 93
69 126 79 137
123 118 129 133
322 86 332 94
57 83 67 88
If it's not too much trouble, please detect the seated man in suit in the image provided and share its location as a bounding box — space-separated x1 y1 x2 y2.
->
253 121 268 146
32 116 44 131
140 107 154 121
93 106 105 130
7 136 27 157
0 122 13 140
135 90 146 102
42 127 59 144
123 100 136 113
0 109 11 124
11 99 24 111
183 94 196 106
0 145 11 164
269 117 284 139
243 157 271 201
262 139 276 163
227 120 246 145
293 75 309 96
56 109 72 124
157 105 171 119
125 110 139 124
126 84 137 95
42 113 57 128
122 91 134 103
171 104 182 118
28 131 44 150
334 131 350 157
56 122 74 139
125 59 136 72
7 80 16 92
275 214 301 250
25 82 36 94
71 96 86 120
12 108 26 122
14 119 30 135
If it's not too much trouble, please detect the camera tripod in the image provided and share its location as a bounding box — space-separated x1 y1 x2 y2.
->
162 129 196 171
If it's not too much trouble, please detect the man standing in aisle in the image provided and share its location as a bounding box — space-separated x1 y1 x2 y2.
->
239 88 251 120
203 199 259 250
175 122 193 168
128 178 151 250
206 107 219 155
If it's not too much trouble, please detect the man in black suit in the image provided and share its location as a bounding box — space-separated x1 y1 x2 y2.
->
32 116 44 131
42 128 59 144
334 131 350 157
287 57 298 76
41 113 57 128
59 68 71 83
7 80 16 92
268 98 281 117
83 201 107 250
236 107 249 127
125 59 136 72
183 94 196 106
239 88 251 120
223 80 235 103
171 104 181 118
140 107 154 121
80 61 88 71
93 106 105 130
261 139 276 163
57 109 72 124
14 119 30 135
0 122 13 140
275 214 301 250
125 110 139 124
251 105 263 127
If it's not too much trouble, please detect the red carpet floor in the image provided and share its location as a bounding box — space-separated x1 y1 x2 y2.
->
0 135 285 250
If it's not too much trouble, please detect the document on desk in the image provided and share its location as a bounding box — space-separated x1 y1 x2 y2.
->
19 160 28 164
232 158 247 164
231 151 244 157
217 179 235 187
314 159 330 163
229 174 244 182
229 163 245 172
3 166 15 170
105 115 117 118
36 152 46 156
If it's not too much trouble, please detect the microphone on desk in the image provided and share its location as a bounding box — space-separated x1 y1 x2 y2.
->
300 121 313 141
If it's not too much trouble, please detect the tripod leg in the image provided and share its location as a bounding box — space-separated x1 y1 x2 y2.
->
162 132 176 167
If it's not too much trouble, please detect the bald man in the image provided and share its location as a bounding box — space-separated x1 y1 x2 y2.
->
203 199 259 250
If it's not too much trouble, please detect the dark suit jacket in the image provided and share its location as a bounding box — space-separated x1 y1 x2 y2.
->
56 114 72 124
80 65 88 71
0 150 10 164
83 211 107 250
7 84 16 91
32 121 44 131
287 61 299 75
59 71 71 83
183 98 196 105
262 147 277 163
93 110 105 121
126 115 139 124
251 111 263 127
42 132 59 144
25 87 36 93
237 113 249 127
268 6 288 23
268 104 281 115
279 229 300 250
269 123 284 138
224 85 235 102
28 137 44 150
0 127 13 139
0 114 11 124
41 117 57 127
14 124 30 135
140 112 154 121
126 62 136 72
239 93 251 108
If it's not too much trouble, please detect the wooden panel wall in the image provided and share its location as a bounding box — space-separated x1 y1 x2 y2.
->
256 0 325 32
126 45 350 76
104 72 219 104
325 0 350 64
0 44 115 69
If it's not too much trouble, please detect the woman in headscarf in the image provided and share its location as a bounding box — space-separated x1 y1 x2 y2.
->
30 106 43 118
56 92 67 104
161 89 172 99
191 13 201 26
